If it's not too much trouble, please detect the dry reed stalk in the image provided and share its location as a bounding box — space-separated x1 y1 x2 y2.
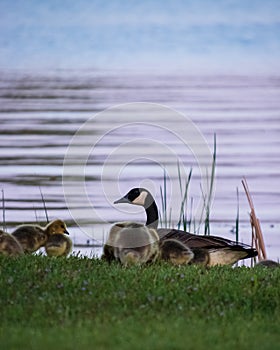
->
242 178 267 261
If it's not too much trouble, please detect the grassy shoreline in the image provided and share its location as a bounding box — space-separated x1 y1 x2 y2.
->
1 255 279 349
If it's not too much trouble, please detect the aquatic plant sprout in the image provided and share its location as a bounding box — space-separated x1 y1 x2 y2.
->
62 102 214 245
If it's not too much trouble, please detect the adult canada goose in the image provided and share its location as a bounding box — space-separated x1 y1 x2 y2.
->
114 188 258 266
12 219 69 253
0 229 24 257
102 222 160 266
45 233 72 257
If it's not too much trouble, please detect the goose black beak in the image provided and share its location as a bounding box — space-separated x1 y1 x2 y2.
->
114 196 129 204
64 230 70 235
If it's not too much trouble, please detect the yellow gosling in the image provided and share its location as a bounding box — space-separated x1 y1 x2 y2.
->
160 239 194 265
103 222 160 266
12 219 68 253
255 259 279 268
0 229 24 257
189 248 210 266
45 234 72 257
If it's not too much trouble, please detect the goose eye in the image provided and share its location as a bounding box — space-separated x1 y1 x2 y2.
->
130 189 140 199
61 225 64 229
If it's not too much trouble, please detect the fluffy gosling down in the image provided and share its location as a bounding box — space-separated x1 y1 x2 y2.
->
160 239 194 265
103 222 160 266
45 233 72 257
12 219 69 254
0 229 24 257
255 259 279 268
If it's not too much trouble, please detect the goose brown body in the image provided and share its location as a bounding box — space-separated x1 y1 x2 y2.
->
114 188 258 266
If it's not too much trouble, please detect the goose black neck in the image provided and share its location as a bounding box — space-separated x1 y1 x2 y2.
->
145 200 159 229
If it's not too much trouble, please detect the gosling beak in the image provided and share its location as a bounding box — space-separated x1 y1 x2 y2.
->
114 196 129 204
64 230 70 235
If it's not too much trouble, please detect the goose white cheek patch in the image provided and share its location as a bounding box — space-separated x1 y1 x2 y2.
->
132 191 148 206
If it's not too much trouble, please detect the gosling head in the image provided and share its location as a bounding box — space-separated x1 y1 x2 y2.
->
114 188 154 208
119 250 142 267
46 219 69 235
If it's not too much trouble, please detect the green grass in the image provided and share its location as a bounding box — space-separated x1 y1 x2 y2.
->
0 255 280 350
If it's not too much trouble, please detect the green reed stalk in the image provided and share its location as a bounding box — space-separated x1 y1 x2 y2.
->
33 205 39 223
39 186 49 223
198 184 207 234
177 167 192 231
204 133 216 236
163 169 167 226
235 187 239 243
160 133 216 234
159 170 174 228
168 207 172 228
159 169 168 228
2 189 6 231
189 197 194 232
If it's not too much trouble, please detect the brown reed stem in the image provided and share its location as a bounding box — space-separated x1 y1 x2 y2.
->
242 178 267 261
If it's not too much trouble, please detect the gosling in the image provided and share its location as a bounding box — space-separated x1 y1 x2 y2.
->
0 229 24 257
45 233 72 257
103 222 160 266
255 259 279 268
189 248 210 266
12 219 69 253
159 239 194 265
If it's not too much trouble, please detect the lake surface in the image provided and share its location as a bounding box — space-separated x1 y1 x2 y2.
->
0 69 279 263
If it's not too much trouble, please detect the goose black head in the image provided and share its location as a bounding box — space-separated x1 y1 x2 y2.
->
114 188 154 208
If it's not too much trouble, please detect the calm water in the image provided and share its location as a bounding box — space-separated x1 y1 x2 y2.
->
0 69 279 262
1 1 280 73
